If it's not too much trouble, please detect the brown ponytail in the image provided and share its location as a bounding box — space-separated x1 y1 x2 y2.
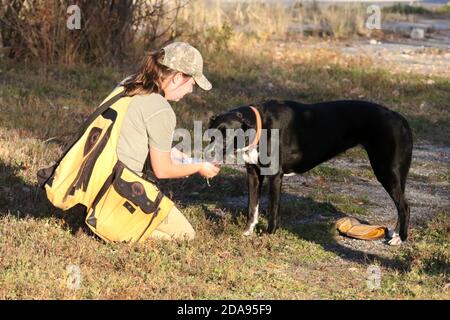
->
123 50 176 97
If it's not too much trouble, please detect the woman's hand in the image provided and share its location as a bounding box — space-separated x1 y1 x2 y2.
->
199 162 220 178
150 147 219 179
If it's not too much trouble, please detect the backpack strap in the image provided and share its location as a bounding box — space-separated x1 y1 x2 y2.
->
37 89 126 188
60 89 126 163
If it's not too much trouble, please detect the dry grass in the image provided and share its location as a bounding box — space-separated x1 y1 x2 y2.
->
176 0 448 43
178 0 291 41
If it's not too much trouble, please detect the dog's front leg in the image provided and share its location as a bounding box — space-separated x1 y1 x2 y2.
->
244 164 264 236
267 172 283 234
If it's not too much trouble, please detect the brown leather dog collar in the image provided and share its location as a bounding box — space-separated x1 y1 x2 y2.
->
238 106 262 152
249 106 262 147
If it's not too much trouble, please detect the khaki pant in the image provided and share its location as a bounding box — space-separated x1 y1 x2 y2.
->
149 206 195 241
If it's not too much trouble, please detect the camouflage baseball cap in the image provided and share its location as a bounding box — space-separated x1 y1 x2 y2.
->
160 42 212 91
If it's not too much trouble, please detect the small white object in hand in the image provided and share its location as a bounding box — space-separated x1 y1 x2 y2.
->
182 157 203 164
182 158 211 186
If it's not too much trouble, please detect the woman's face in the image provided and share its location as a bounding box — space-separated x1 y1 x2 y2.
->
163 72 196 102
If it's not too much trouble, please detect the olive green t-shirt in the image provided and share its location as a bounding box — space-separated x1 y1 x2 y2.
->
117 93 176 176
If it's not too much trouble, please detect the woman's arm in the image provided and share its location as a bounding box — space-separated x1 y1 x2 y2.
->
150 147 219 179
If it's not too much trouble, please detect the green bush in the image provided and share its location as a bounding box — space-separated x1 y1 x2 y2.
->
383 4 432 15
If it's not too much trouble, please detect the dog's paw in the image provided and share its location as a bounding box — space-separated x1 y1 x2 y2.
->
387 230 402 246
388 236 402 246
243 229 253 236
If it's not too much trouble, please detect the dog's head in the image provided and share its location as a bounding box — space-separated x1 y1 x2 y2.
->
205 108 258 164
208 110 252 133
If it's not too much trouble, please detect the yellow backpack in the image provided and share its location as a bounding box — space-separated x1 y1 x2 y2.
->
38 86 174 243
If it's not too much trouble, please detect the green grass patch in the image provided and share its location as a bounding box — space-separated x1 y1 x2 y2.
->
378 211 450 298
281 197 338 217
338 146 368 161
317 192 370 217
306 164 353 181
402 211 450 276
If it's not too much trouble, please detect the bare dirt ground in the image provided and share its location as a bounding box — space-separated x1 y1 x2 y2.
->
341 41 450 77
297 39 450 77
287 13 450 77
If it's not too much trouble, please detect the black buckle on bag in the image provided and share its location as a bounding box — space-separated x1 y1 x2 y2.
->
123 201 136 214
114 167 163 214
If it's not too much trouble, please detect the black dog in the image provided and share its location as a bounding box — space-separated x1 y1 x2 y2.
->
208 100 413 245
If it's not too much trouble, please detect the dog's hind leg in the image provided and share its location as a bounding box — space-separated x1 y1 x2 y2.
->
379 171 410 245
244 164 264 236
267 172 283 234
366 134 412 244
